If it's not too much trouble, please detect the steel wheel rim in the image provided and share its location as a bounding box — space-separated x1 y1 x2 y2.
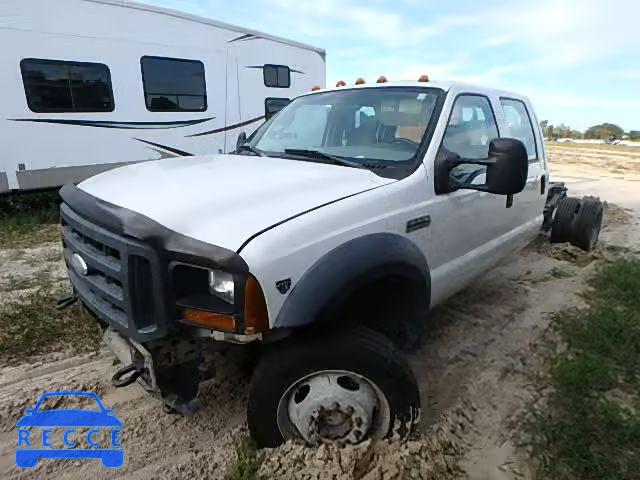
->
276 369 391 446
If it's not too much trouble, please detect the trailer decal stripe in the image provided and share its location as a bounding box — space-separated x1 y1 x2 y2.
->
9 118 215 130
227 33 256 43
246 65 305 74
133 139 193 157
186 116 266 137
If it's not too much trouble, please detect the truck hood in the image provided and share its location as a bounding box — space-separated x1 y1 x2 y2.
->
79 154 395 251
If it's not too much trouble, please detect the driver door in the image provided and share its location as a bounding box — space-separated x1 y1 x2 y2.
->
427 93 513 305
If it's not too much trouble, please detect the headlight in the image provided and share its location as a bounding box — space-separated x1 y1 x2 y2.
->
208 270 234 304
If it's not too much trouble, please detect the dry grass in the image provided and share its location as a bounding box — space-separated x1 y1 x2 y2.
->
546 142 640 155
0 288 101 360
0 192 61 248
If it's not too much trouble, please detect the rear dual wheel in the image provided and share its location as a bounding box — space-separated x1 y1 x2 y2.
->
572 197 604 251
247 328 420 448
550 196 604 251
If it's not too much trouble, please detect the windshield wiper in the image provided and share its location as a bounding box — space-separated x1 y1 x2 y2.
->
235 144 267 157
283 149 363 169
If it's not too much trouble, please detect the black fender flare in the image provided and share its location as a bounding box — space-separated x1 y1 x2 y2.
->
273 233 431 329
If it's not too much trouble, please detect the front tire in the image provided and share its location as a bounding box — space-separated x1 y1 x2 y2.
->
247 328 420 448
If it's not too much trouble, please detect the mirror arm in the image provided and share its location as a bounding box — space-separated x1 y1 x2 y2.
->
443 155 495 172
444 156 495 193
454 157 496 167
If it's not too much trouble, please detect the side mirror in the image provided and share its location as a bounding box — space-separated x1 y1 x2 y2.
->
236 131 247 150
435 138 528 196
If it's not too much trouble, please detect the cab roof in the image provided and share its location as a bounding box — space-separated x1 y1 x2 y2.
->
300 80 529 102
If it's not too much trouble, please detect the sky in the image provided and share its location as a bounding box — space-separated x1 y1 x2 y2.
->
146 0 639 132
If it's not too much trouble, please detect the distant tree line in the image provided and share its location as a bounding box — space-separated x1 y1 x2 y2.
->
539 121 639 141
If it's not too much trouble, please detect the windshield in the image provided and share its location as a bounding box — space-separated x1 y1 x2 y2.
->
249 87 443 165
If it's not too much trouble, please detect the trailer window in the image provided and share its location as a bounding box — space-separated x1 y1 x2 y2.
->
263 65 291 88
265 97 290 119
141 56 206 111
20 59 114 113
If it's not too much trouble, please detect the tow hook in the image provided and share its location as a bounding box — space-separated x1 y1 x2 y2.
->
56 295 78 310
111 359 145 388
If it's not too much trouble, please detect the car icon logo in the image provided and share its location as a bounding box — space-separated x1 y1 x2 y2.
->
15 391 124 468
71 253 89 276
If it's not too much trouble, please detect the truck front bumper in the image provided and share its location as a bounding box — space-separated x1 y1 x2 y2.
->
103 327 216 414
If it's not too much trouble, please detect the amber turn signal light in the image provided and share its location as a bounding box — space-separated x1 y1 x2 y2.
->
244 276 269 334
376 75 388 83
418 74 429 82
311 85 322 91
336 80 346 87
183 309 236 331
355 78 366 85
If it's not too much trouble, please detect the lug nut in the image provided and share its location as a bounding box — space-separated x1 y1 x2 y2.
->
346 406 355 415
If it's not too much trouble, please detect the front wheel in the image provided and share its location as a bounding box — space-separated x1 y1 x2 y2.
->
247 328 420 448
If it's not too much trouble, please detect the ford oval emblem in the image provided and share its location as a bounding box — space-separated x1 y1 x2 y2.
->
71 253 89 276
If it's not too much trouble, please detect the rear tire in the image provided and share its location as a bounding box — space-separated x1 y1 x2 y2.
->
571 197 604 251
550 196 581 244
247 327 420 448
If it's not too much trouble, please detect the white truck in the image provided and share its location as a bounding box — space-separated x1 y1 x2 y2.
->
0 0 325 193
58 78 603 447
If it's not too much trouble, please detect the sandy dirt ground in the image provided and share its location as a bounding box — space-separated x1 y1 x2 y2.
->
0 145 638 479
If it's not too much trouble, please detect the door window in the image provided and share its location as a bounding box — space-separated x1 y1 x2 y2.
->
141 56 206 111
500 98 538 163
20 59 114 112
441 95 499 160
439 95 499 186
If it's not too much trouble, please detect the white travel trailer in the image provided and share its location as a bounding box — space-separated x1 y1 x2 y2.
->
0 0 326 193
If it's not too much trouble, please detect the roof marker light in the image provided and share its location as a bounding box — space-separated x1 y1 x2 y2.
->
355 78 366 85
311 85 322 91
336 80 346 87
418 74 430 82
376 76 388 83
